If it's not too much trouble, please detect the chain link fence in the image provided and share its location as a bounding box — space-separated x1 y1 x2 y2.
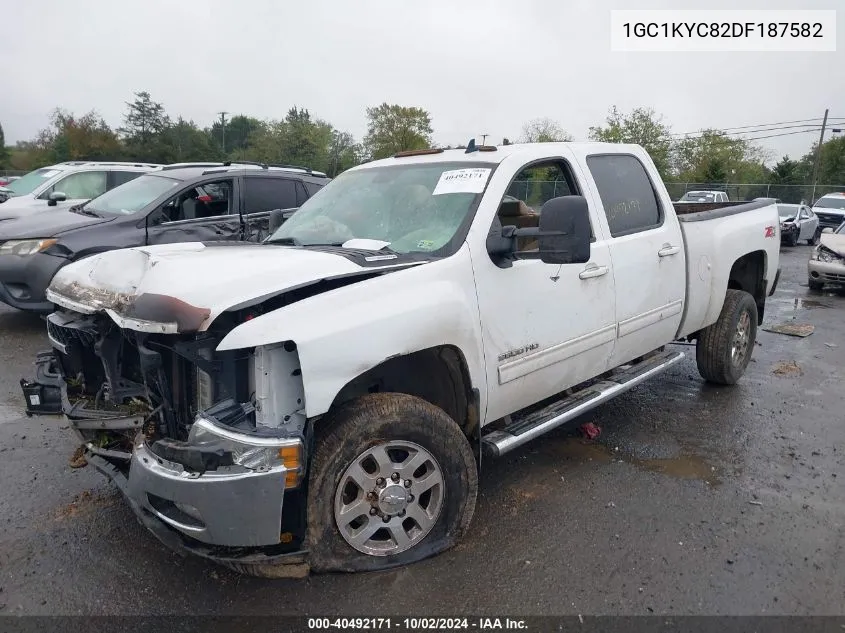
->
512 180 845 206
665 182 845 205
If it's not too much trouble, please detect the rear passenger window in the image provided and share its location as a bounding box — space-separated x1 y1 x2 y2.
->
587 154 663 237
243 177 298 212
303 181 324 198
109 171 143 189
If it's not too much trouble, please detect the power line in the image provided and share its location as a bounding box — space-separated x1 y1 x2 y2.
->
735 128 824 141
671 117 845 136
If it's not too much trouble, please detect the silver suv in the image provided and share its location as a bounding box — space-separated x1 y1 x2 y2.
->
0 161 162 221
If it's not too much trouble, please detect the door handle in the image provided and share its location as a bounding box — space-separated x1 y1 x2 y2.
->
579 264 609 280
658 245 681 257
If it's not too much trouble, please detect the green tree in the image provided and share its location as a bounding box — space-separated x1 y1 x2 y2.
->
210 115 263 156
120 91 170 162
282 107 332 170
0 121 9 169
328 130 360 176
673 130 767 182
589 106 673 178
363 103 433 160
160 117 224 163
767 155 804 202
519 118 572 143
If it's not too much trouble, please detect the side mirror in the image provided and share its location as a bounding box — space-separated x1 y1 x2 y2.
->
486 195 592 266
535 196 592 265
47 191 67 207
822 228 834 234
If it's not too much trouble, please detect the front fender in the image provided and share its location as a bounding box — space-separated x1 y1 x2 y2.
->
216 246 486 419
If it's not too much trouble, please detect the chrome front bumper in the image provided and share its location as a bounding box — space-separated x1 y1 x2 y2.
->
127 440 288 548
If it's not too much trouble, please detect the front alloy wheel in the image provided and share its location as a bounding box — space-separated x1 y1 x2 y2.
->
334 441 444 556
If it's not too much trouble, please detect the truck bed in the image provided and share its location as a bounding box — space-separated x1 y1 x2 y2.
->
675 200 780 339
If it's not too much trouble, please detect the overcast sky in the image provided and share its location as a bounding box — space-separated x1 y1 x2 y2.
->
1 0 842 165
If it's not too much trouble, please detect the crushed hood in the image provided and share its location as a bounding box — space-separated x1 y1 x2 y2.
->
819 233 845 257
47 242 413 332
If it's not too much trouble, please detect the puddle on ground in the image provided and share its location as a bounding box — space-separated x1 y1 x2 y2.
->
554 436 722 485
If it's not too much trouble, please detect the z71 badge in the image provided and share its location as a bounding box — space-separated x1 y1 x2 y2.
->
498 343 539 362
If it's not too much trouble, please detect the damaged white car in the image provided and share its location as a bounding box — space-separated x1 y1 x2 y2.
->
808 223 845 291
23 141 780 576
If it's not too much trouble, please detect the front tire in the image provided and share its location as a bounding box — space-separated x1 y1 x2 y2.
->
696 289 758 385
808 277 824 292
306 393 478 573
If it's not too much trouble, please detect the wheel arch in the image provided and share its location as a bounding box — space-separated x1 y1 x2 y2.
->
726 250 767 324
328 345 480 438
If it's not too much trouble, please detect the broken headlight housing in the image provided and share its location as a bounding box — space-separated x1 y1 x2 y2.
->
187 417 303 488
813 247 841 263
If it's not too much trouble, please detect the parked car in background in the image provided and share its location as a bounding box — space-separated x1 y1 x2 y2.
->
678 190 729 203
778 203 820 246
0 161 162 220
811 192 845 231
808 222 845 291
0 162 329 312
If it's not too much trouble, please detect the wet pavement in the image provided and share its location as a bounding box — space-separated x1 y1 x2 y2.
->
0 245 842 615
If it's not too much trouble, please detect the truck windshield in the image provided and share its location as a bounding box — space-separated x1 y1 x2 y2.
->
814 197 845 211
85 174 181 215
267 161 495 254
3 167 62 197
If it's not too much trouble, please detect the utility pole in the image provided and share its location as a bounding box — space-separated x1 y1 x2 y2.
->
218 111 228 154
810 108 829 205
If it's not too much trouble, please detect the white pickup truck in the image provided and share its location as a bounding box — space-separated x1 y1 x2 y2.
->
24 141 781 576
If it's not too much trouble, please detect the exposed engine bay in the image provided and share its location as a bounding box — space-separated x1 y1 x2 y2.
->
38 305 307 471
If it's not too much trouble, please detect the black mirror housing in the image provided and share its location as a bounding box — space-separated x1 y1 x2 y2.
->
535 196 591 264
487 195 592 266
47 191 67 206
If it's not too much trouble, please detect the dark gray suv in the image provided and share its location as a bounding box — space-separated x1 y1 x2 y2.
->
0 162 329 312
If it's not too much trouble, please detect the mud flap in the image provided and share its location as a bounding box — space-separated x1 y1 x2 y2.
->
20 351 63 416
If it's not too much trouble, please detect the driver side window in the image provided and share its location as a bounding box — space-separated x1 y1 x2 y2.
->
496 160 588 252
160 179 234 223
39 171 107 200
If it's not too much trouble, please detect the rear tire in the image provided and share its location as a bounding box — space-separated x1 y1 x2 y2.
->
787 232 799 247
306 393 478 573
696 289 758 385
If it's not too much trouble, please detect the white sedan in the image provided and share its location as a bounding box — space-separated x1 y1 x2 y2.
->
779 203 820 246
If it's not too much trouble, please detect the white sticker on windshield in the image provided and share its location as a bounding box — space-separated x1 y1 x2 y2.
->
432 168 492 196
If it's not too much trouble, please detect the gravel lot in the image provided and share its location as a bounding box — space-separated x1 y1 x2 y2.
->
0 244 842 616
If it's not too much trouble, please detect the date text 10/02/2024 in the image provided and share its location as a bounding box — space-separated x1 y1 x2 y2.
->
307 618 529 630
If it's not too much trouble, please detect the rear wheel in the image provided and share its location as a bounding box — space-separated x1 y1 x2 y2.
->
306 393 478 573
787 231 799 246
696 289 758 385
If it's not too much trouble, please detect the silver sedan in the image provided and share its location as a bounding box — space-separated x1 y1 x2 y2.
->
808 223 845 291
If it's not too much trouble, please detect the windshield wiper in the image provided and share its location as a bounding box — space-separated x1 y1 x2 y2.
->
264 236 304 246
69 204 100 218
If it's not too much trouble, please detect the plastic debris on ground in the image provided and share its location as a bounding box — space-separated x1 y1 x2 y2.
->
762 323 815 337
579 422 601 440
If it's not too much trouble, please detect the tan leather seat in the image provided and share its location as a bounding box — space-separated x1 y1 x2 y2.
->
498 198 539 251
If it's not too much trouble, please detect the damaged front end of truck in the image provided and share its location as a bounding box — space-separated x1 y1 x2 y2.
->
23 275 315 573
